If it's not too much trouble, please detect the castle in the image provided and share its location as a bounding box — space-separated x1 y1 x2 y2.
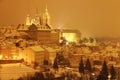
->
17 6 60 44
25 6 50 27
17 6 81 44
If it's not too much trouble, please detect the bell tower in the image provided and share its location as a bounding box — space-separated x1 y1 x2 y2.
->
42 5 50 25
26 14 31 25
35 8 40 25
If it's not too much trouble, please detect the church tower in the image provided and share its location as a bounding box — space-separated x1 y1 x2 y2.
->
34 8 40 25
42 5 50 25
26 14 31 25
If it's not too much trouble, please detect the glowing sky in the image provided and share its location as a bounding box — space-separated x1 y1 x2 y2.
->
0 0 120 37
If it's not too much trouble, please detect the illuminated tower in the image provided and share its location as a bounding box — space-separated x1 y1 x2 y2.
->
26 14 31 25
43 5 50 25
34 8 40 25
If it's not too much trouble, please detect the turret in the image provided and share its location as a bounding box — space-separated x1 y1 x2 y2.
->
26 14 31 25
34 8 40 25
42 5 50 25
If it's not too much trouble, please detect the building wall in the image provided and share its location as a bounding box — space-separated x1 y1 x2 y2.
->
17 25 81 44
20 47 45 65
50 31 60 44
37 31 51 44
17 24 60 44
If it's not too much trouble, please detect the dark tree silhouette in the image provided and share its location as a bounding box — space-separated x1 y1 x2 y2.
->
96 71 104 80
101 61 108 80
79 58 84 73
57 52 64 64
43 60 49 71
79 38 84 45
15 42 20 47
85 58 92 73
48 72 54 80
33 62 38 69
43 60 49 65
83 37 88 43
34 72 44 80
56 52 69 67
17 77 24 80
53 57 58 72
89 37 94 43
110 65 116 80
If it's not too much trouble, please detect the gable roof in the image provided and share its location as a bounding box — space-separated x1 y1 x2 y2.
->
29 46 45 52
17 24 51 31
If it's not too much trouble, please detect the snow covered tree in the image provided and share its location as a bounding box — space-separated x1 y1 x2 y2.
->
110 65 116 80
53 57 58 73
101 61 108 80
79 58 84 73
85 58 92 73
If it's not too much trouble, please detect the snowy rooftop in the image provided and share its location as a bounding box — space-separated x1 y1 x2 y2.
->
0 63 35 80
45 47 56 53
29 46 45 52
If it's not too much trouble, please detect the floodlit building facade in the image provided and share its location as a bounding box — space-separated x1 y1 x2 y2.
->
19 46 45 65
17 7 60 44
17 6 81 44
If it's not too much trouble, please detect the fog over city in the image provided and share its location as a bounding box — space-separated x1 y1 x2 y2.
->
1 1 120 80
0 0 120 37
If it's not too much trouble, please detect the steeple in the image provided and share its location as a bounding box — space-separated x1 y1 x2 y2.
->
43 4 50 25
35 8 40 25
26 14 31 25
45 4 48 13
26 8 31 25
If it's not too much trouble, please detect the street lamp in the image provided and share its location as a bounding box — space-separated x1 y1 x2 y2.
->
108 74 111 80
0 55 3 59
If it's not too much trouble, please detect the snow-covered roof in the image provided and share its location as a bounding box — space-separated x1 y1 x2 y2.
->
17 25 29 31
0 63 35 80
17 24 51 31
29 46 45 52
44 47 56 53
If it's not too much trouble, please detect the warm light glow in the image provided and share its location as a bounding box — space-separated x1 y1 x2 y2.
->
66 67 71 70
13 55 17 59
0 55 3 59
66 41 69 45
108 75 111 79
91 73 95 76
63 33 77 42
5 56 8 59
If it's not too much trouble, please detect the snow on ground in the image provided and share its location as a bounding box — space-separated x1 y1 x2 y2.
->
0 63 35 80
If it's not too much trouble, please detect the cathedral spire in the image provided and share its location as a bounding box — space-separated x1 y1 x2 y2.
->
35 8 40 25
26 14 31 25
43 4 50 26
26 8 31 25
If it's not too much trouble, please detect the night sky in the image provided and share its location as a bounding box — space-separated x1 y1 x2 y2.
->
0 0 120 37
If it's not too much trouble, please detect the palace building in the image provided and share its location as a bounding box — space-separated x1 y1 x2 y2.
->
17 6 81 45
17 7 60 44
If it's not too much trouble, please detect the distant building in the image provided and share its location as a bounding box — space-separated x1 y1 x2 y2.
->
17 6 81 44
60 29 81 43
19 45 57 65
20 46 45 65
17 7 60 44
